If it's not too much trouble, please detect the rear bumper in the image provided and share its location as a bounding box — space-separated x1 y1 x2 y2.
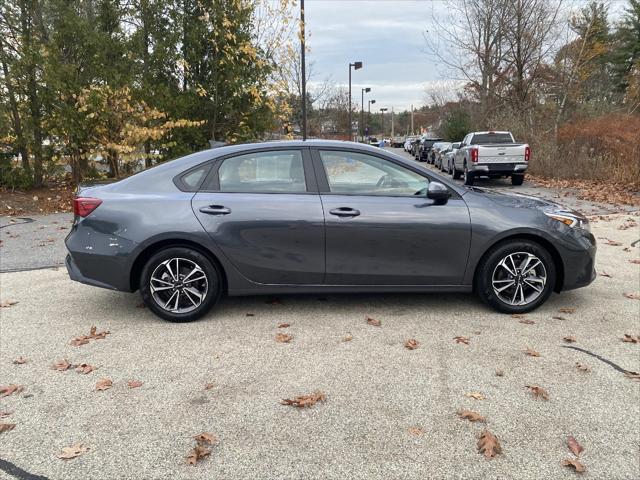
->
470 163 528 175
66 254 123 291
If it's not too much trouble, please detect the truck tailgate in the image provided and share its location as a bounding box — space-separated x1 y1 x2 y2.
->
477 144 526 163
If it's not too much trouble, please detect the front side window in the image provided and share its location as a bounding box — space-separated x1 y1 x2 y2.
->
218 150 306 193
320 150 428 196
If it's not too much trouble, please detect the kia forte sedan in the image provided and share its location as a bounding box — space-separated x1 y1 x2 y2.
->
65 140 596 322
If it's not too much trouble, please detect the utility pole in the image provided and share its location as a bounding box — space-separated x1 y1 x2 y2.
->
391 107 394 138
360 87 371 142
380 107 388 137
300 0 307 140
410 104 414 134
348 61 362 141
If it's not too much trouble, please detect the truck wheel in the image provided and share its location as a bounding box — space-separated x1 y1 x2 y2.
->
463 164 475 186
452 163 461 179
511 174 524 186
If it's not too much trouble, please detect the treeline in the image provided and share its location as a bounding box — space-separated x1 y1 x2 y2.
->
0 0 297 187
428 0 640 186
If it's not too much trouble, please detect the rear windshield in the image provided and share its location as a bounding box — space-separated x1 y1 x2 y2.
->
470 133 513 144
422 139 441 148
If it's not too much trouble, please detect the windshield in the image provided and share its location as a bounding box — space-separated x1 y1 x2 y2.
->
470 133 513 144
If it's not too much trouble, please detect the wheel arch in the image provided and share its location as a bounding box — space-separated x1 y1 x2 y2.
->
472 233 565 293
129 239 228 294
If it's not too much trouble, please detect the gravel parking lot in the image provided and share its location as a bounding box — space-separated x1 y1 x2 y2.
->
0 211 639 480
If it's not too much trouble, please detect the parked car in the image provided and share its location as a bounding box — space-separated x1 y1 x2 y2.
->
433 142 452 169
409 137 422 157
404 135 419 152
452 131 530 186
367 136 379 146
415 137 443 162
442 142 462 174
391 136 405 148
66 140 596 322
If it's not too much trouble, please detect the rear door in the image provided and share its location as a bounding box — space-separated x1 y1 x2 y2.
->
191 148 325 285
312 148 471 285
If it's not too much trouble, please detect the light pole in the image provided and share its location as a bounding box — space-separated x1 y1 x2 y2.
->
300 0 307 140
348 61 362 140
380 107 388 137
360 87 371 142
367 99 376 139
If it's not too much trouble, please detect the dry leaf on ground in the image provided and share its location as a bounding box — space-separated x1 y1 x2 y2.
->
127 380 143 389
630 259 640 265
0 385 23 397
553 315 567 321
599 271 613 278
623 292 640 300
75 364 95 374
563 335 577 343
519 319 535 325
95 379 113 391
275 333 293 343
558 307 576 314
0 300 18 308
204 383 215 390
526 385 549 400
568 436 584 457
70 326 110 346
52 359 72 371
407 426 424 436
622 334 639 343
477 430 502 459
0 412 12 419
604 239 622 246
186 444 211 466
495 369 505 377
524 347 540 357
575 362 591 372
511 313 526 319
465 392 486 400
281 391 326 408
624 371 640 381
12 357 27 364
194 432 216 445
562 459 586 473
366 315 381 327
57 444 89 460
454 336 470 345
0 423 16 433
457 409 486 422
277 323 290 328
342 334 353 342
404 339 419 350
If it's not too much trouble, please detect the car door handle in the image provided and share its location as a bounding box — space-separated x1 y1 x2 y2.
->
329 207 360 217
199 205 231 215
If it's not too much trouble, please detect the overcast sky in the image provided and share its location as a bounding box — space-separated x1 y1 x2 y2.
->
303 0 628 112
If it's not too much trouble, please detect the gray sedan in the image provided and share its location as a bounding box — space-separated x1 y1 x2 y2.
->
65 140 596 322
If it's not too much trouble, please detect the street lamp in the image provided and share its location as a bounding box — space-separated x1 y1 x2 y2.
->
367 99 376 139
348 61 362 140
380 107 388 137
360 87 371 142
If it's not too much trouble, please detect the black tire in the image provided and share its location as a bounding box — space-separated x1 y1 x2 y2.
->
463 164 475 186
452 163 461 179
475 239 556 314
140 247 222 322
511 174 525 186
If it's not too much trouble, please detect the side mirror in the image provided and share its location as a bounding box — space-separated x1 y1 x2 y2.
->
427 181 451 204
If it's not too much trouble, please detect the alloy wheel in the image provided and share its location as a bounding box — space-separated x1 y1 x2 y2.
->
491 252 547 306
150 257 208 313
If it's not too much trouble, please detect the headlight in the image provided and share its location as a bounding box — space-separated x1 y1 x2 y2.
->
544 211 590 232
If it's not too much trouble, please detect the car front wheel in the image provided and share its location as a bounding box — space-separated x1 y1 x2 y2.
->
140 247 222 322
476 240 556 314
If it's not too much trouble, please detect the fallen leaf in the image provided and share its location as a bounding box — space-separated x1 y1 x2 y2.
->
12 356 27 364
495 369 505 377
366 315 381 327
0 299 18 308
281 391 326 408
623 247 632 252
186 444 211 466
526 385 549 400
342 334 353 342
599 271 612 278
95 378 113 391
563 335 577 343
0 385 23 397
245 313 255 317
511 313 526 319
524 347 540 357
277 323 290 328
127 380 143 389
465 392 486 400
624 371 640 381
458 409 486 422
52 359 72 371
75 364 95 374
194 432 216 445
575 362 591 372
454 336 470 345
477 430 502 459
630 259 640 265
88 326 109 340
604 239 622 246
275 333 293 343
519 319 535 325
57 443 89 460
0 412 12 419
622 334 639 343
0 423 16 433
204 383 215 390
70 337 90 347
558 307 576 314
407 426 424 436
404 339 419 350
562 458 586 473
552 315 567 321
568 436 584 457
623 292 640 300
71 326 110 346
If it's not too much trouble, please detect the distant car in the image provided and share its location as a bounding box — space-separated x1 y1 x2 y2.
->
368 136 379 146
415 137 443 162
404 135 419 152
443 142 462 174
433 142 452 169
391 136 405 148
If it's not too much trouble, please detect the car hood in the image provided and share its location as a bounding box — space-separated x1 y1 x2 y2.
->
467 187 582 215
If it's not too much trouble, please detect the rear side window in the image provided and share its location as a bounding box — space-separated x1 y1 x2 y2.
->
176 163 211 191
471 133 513 144
218 150 306 193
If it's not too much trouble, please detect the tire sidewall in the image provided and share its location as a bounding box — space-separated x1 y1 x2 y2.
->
477 240 556 314
140 247 221 322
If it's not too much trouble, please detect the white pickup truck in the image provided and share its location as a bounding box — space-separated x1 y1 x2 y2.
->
451 131 530 186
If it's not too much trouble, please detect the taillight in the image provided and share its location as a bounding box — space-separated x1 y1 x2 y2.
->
524 146 531 162
471 148 478 163
73 197 102 217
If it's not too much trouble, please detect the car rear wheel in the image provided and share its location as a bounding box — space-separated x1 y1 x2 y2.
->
452 162 461 179
140 247 222 322
511 174 525 186
476 240 556 314
463 164 475 186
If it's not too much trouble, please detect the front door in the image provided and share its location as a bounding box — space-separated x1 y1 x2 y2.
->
192 148 325 285
313 148 471 285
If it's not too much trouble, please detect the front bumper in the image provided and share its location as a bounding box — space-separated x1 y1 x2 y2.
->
470 163 528 174
559 231 597 291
